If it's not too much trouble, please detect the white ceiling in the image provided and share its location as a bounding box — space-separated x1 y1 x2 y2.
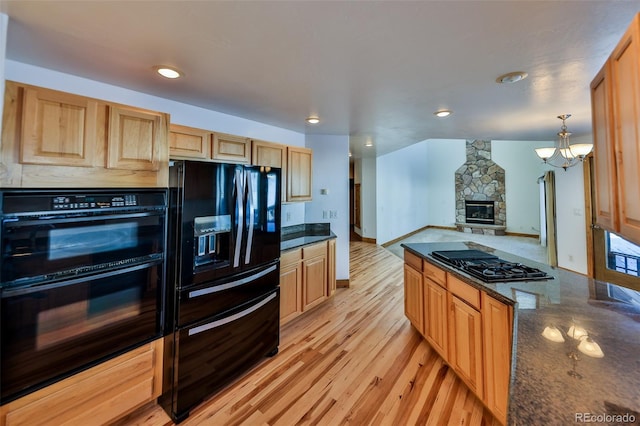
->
3 1 640 158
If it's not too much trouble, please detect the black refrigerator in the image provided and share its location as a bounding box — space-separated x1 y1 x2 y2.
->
161 160 281 423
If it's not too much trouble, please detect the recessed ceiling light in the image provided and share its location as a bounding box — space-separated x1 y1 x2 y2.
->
306 116 320 124
496 71 528 84
365 138 373 147
434 110 452 118
155 66 183 79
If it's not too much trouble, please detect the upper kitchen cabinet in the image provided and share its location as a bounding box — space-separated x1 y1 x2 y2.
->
107 105 165 172
1 81 169 188
591 13 640 245
20 86 98 168
590 63 618 232
169 124 211 160
212 132 251 164
287 146 313 202
251 139 287 202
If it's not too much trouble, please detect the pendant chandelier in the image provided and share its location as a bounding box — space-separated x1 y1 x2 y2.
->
534 114 593 170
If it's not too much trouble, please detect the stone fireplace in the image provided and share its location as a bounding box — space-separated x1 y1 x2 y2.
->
455 140 506 235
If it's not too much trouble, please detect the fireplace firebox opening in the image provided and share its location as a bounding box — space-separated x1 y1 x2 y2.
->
465 200 495 225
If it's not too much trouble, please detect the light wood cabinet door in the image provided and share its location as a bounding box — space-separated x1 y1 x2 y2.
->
302 254 327 311
327 239 337 296
280 262 302 325
287 146 313 202
21 87 98 167
591 63 619 232
252 139 287 202
169 124 211 159
610 15 640 244
448 294 483 399
403 264 424 335
425 279 448 361
107 105 166 171
0 339 163 426
212 132 251 163
482 293 513 425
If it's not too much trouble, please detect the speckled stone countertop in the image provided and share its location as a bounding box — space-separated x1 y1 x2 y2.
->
281 223 336 251
401 241 640 426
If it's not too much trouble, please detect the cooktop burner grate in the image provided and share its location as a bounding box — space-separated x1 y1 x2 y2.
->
430 250 553 283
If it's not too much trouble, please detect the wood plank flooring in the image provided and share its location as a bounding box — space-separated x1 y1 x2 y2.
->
117 242 499 426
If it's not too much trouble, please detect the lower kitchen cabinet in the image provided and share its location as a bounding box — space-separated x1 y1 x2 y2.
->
0 338 163 426
402 249 513 425
424 279 448 360
302 242 328 311
280 249 303 324
403 263 424 335
482 292 513 425
280 239 335 325
448 292 484 400
328 238 337 296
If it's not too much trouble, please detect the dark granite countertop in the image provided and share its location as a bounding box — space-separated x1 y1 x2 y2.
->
401 241 640 426
281 223 336 251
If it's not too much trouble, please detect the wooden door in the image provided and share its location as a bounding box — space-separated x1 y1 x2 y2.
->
287 147 313 202
590 62 619 232
107 105 165 171
425 279 448 360
252 139 287 202
448 294 483 399
481 293 513 425
212 133 251 163
169 124 211 159
610 14 640 245
354 183 361 229
21 87 98 167
403 264 424 335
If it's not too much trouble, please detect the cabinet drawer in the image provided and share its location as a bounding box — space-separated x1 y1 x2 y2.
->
447 274 481 310
302 242 327 259
281 248 302 267
423 261 446 287
404 250 423 272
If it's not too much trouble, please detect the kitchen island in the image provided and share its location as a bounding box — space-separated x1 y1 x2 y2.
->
402 241 640 426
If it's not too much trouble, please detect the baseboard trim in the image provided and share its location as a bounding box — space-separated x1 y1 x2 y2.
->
505 232 539 239
361 237 376 244
337 279 350 288
381 225 455 247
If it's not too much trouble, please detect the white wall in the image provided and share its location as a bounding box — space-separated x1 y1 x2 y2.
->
356 157 377 240
425 139 467 227
305 135 350 280
376 141 429 244
492 140 552 235
554 163 588 274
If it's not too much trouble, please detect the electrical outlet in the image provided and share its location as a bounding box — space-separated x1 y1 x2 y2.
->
323 210 328 219
330 210 337 219
286 212 291 222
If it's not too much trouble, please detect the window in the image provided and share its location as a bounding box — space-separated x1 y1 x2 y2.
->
606 232 640 277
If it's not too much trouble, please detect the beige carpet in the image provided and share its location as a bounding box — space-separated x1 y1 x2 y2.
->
384 228 548 265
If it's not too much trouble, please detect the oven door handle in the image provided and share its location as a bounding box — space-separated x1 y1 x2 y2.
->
3 210 164 227
1 261 161 297
188 263 277 299
188 291 277 336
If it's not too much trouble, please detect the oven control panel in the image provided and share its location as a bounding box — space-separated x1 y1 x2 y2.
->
52 194 138 210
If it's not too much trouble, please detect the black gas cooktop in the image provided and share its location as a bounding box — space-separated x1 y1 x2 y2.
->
431 249 553 283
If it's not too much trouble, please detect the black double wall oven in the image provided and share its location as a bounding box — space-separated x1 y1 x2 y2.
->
161 160 281 423
0 189 167 404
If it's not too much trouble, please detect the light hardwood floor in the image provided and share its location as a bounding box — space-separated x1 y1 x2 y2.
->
117 242 500 426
